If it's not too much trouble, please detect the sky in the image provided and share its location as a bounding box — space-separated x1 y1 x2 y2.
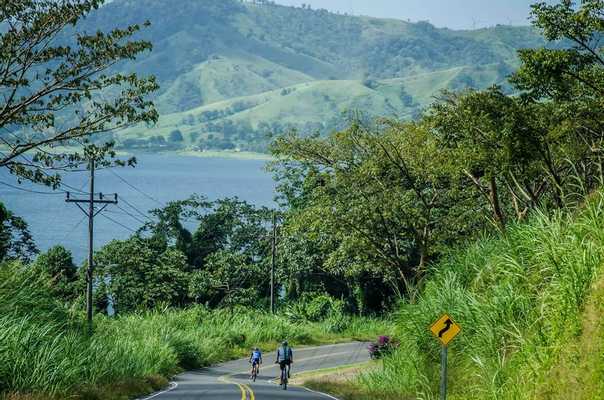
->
273 0 557 30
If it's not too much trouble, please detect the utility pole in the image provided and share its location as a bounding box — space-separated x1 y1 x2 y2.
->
66 158 118 335
270 211 276 314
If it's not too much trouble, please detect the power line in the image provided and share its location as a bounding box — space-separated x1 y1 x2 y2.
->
15 152 89 195
100 212 137 233
0 180 64 195
60 215 87 242
120 196 152 220
59 180 90 195
115 204 148 225
109 168 164 206
108 168 201 225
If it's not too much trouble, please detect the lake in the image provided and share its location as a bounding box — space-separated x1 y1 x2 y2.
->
0 154 276 263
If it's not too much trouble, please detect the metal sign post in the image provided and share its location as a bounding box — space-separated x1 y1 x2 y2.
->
429 314 460 400
440 345 448 400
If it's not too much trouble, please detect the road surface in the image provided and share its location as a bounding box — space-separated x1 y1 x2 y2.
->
142 342 369 400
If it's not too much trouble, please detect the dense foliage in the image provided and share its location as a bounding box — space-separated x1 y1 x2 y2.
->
0 203 37 263
269 0 604 301
2 0 604 399
0 0 158 187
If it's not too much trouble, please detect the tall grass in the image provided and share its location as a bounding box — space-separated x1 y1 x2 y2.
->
0 262 388 399
359 191 604 399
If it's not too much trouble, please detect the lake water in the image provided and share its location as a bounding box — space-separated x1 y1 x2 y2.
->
0 154 276 263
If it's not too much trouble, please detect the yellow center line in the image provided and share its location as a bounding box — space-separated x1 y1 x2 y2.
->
218 348 357 398
218 374 247 400
236 382 247 400
242 383 255 400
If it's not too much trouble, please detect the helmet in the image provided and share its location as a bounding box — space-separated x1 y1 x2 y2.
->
282 340 288 346
254 347 259 351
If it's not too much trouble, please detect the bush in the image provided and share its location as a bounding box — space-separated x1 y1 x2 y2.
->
284 293 346 322
368 335 399 359
324 313 351 333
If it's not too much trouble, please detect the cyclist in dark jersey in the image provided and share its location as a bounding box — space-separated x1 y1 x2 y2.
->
249 347 262 379
275 340 293 385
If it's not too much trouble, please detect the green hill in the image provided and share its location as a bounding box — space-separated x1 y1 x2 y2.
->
87 0 544 152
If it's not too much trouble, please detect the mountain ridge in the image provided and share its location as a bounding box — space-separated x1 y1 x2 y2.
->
88 0 545 152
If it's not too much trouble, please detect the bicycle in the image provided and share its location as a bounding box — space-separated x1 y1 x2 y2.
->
250 362 259 382
279 363 288 390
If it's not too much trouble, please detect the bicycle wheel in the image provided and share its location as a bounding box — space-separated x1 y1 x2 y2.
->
280 368 287 390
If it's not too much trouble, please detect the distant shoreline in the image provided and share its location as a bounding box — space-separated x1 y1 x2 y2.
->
174 150 274 161
1 146 274 162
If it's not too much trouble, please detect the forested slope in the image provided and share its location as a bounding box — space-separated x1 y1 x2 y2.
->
82 0 543 152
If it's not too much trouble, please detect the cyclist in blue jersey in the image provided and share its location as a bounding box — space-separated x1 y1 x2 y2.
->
249 347 262 380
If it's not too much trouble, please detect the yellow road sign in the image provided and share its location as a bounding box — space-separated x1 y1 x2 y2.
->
430 314 461 346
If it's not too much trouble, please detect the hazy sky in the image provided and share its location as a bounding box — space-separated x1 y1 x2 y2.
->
273 0 557 30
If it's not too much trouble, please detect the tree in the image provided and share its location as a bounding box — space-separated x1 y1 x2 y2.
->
428 88 529 229
33 245 79 302
188 250 265 308
142 196 273 308
94 237 189 314
0 202 37 262
0 0 158 188
169 129 184 142
270 119 474 297
509 0 604 206
145 196 272 270
511 0 604 101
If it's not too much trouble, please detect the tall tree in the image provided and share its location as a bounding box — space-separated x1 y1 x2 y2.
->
0 202 36 262
510 0 604 204
33 245 79 302
271 119 474 296
94 237 189 314
0 0 158 187
512 0 604 101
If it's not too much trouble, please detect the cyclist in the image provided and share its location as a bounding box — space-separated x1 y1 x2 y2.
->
275 340 293 388
249 347 262 379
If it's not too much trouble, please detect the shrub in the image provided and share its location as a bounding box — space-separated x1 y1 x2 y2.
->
285 293 346 322
368 335 399 359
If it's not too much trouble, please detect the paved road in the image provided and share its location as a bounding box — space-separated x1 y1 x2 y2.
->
142 342 369 400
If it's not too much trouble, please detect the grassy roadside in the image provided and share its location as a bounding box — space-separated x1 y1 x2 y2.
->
0 263 391 400
326 191 604 399
535 275 604 399
300 362 407 400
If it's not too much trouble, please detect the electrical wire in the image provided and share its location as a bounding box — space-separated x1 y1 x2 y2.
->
108 168 201 225
59 180 90 195
114 204 148 225
59 215 87 242
120 196 152 220
99 212 137 233
0 180 64 195
109 168 164 206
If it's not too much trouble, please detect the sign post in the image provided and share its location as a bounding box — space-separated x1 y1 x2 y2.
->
430 314 461 400
440 345 448 400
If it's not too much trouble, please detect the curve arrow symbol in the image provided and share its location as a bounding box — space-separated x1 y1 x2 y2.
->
438 318 453 338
